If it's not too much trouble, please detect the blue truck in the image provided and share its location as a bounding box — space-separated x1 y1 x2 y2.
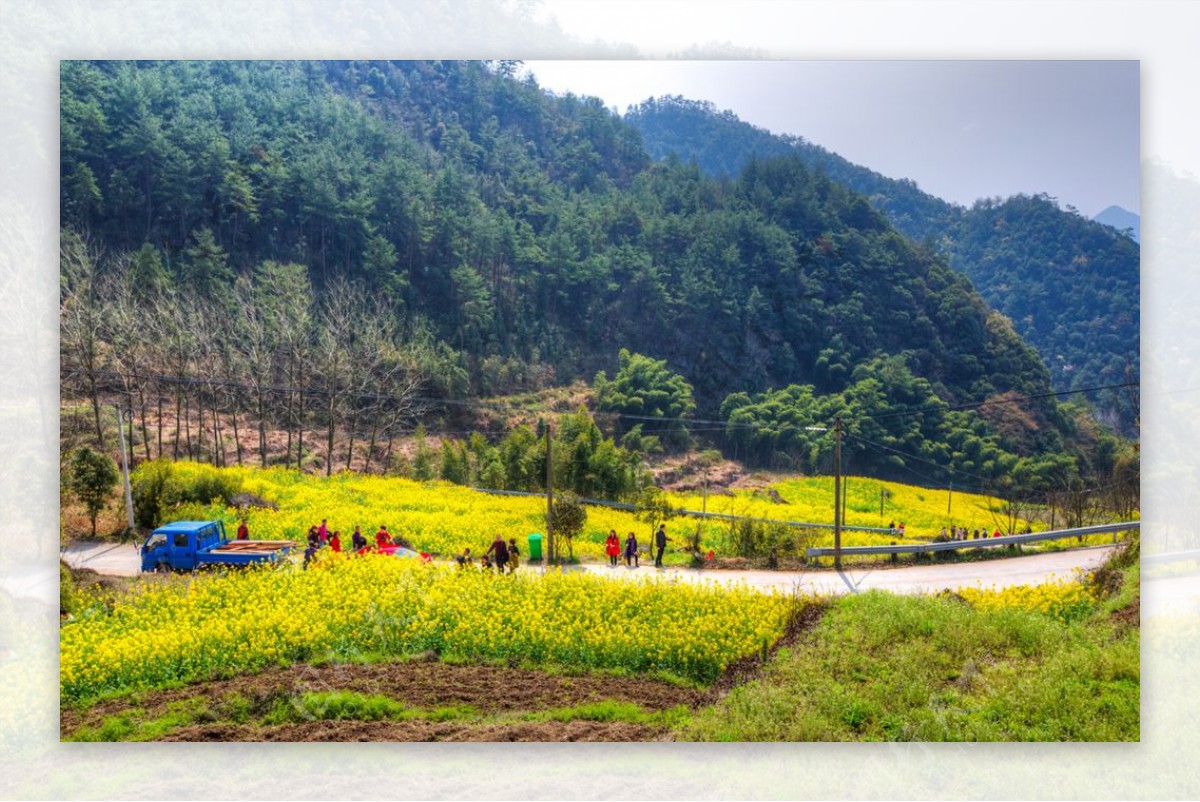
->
140 520 292 572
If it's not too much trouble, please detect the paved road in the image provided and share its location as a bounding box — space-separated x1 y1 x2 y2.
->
62 539 1116 594
61 541 142 577
571 546 1119 596
44 539 1200 616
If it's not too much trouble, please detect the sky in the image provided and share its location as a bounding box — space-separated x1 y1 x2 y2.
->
524 59 1140 218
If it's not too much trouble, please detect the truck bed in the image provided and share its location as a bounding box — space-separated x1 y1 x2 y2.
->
197 540 293 564
208 540 292 554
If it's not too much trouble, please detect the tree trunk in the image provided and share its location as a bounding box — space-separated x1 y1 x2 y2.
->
211 396 223 467
296 386 305 471
284 385 294 470
326 396 336 476
158 394 164 459
173 389 182 459
90 378 104 451
364 412 380 474
138 385 151 462
231 398 243 466
257 394 267 468
197 396 205 462
345 409 359 472
182 394 191 459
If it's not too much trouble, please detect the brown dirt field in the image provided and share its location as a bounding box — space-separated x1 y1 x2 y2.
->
162 718 660 742
61 659 710 741
62 600 830 742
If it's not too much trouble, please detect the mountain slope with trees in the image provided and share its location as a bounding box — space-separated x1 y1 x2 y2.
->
625 96 1139 432
59 59 1132 500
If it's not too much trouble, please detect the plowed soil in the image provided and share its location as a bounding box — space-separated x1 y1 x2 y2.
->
62 659 712 742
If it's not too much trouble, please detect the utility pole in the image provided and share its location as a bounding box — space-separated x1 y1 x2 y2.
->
833 415 843 571
115 405 135 535
545 419 554 564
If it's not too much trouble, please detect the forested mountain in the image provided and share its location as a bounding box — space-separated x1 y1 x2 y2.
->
60 59 1132 494
625 96 1140 432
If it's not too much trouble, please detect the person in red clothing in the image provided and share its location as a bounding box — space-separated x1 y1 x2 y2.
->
329 531 341 553
317 518 329 545
992 528 1002 538
236 518 249 540
605 529 621 567
375 525 391 549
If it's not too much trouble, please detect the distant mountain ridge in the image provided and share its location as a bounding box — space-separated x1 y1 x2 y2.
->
625 96 1139 432
1093 205 1140 242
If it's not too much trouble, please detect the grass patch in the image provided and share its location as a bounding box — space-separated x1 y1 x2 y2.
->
521 700 692 729
678 560 1140 742
263 691 478 726
67 697 210 742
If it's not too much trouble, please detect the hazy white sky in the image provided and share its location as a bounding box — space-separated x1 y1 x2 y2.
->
525 59 1140 218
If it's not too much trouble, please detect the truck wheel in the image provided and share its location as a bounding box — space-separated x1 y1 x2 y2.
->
155 562 171 574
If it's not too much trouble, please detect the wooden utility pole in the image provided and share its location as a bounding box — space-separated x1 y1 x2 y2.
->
833 415 843 571
545 420 554 564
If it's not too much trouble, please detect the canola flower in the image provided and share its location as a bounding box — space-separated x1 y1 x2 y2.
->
151 462 1038 561
60 554 792 706
958 575 1098 623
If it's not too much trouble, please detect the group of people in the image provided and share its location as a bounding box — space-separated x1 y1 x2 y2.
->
604 525 671 568
456 533 521 573
936 525 1026 542
303 518 404 566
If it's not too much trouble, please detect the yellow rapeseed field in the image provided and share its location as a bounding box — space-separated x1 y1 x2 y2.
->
60 555 793 705
958 575 1098 623
156 462 1039 561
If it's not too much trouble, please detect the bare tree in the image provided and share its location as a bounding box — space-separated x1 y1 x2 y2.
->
60 233 108 450
233 276 276 467
313 279 361 475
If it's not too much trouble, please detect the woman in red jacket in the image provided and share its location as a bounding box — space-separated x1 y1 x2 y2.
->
605 529 621 567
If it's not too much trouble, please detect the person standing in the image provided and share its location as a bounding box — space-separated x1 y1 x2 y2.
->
605 530 621 567
654 524 670 568
236 518 249 540
507 538 520 573
485 533 508 573
317 518 329 545
624 531 639 567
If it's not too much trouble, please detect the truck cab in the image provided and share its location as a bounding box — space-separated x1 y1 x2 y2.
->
141 520 226 572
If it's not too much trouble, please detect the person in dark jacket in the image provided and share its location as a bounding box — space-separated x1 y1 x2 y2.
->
624 531 639 567
351 525 368 552
484 533 508 572
654 525 670 568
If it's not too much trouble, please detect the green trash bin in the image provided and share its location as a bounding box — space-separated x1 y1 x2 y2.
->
527 533 543 561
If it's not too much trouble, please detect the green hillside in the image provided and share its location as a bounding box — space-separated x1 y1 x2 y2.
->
625 96 1139 432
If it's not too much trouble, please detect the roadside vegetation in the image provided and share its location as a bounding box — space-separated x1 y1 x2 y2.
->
60 539 1138 742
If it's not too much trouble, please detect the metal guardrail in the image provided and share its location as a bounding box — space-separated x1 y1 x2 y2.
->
471 487 892 534
805 521 1140 558
1142 548 1200 565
